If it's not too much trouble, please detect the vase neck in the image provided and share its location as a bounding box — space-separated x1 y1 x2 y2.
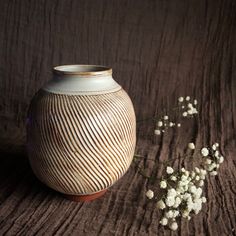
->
42 65 121 95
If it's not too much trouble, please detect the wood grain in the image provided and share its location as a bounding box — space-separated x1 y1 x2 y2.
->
0 0 235 235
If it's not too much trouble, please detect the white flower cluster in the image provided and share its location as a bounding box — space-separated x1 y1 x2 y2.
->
154 115 177 135
156 166 207 230
201 143 224 176
154 97 198 136
178 96 198 117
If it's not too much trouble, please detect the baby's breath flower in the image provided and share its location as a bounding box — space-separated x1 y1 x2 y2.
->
210 171 217 176
177 123 181 127
182 112 188 117
193 99 197 105
154 129 161 135
189 185 197 194
192 108 198 114
166 166 174 174
164 115 168 120
182 210 190 218
190 171 196 178
200 169 207 176
215 143 219 147
201 147 209 156
146 190 154 199
160 180 167 189
169 122 174 127
187 109 193 115
165 210 174 218
195 175 200 181
186 96 190 101
174 197 181 207
212 144 217 150
165 196 175 207
205 158 212 165
188 103 193 109
160 217 168 226
202 197 207 203
169 221 178 231
173 210 179 217
157 121 163 127
157 200 166 210
188 143 195 150
198 180 204 187
167 188 177 197
218 156 224 164
214 150 219 157
195 167 200 173
170 175 177 181
178 97 184 102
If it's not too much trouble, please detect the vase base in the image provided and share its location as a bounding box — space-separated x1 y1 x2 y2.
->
64 189 107 202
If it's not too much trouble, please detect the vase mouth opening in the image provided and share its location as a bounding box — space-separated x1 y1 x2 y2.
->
53 65 112 76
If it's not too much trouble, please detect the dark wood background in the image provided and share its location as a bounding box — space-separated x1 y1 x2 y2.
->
0 0 235 235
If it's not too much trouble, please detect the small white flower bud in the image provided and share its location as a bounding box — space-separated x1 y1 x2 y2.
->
166 166 174 174
164 115 168 120
187 109 193 115
218 156 224 164
188 103 193 109
160 217 168 226
165 196 175 207
201 147 209 157
165 210 174 218
177 123 181 127
183 112 188 117
198 180 204 187
205 158 212 165
169 221 178 231
188 143 195 150
190 185 197 193
173 210 179 217
210 171 218 176
212 144 217 150
215 143 219 147
146 190 154 199
202 197 207 203
186 96 190 101
157 121 163 127
154 129 161 135
214 150 219 157
157 200 166 209
169 122 174 127
193 99 197 105
160 180 167 189
182 210 190 218
178 97 184 102
195 175 200 181
170 175 177 181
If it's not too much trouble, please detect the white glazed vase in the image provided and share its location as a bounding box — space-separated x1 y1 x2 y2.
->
27 65 136 201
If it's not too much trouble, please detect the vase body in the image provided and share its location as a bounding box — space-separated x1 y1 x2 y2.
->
27 65 136 201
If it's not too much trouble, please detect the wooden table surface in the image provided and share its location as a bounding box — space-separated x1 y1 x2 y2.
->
0 0 235 235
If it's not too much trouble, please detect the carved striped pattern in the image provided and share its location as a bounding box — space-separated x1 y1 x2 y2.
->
27 89 136 195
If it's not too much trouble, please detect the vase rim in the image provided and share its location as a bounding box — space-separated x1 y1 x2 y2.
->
53 65 112 76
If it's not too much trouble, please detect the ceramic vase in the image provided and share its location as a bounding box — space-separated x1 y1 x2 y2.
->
27 65 136 201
